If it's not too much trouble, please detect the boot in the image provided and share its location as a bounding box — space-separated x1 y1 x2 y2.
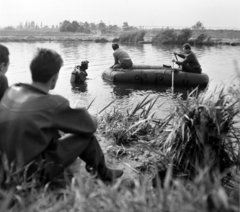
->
86 159 123 182
80 135 123 182
97 165 123 182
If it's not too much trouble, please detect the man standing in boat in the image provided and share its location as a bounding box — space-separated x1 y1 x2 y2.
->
172 43 202 74
111 43 133 70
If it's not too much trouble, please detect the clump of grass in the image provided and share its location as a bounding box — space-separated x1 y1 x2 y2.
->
98 94 164 146
156 86 240 185
119 30 146 43
0 167 239 212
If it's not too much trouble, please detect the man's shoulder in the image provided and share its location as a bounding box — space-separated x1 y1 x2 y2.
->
189 51 196 56
187 51 195 58
114 48 123 54
3 84 69 109
0 73 7 81
47 94 68 106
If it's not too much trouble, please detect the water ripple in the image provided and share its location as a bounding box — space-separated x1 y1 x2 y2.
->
5 42 240 115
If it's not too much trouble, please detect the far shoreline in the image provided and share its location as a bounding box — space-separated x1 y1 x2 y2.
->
0 29 240 46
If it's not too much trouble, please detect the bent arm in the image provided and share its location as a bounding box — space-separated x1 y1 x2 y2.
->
113 54 119 65
176 53 186 59
176 55 191 66
54 101 98 135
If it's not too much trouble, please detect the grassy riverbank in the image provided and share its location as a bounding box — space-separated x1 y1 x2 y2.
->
0 30 117 42
0 83 239 212
0 29 239 46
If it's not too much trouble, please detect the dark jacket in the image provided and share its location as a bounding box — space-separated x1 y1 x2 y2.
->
176 51 201 70
0 73 8 101
0 83 97 169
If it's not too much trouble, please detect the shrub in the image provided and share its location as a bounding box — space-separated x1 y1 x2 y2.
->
152 28 177 44
177 28 192 44
94 38 108 43
195 33 208 44
157 87 240 184
112 37 119 43
152 28 193 45
119 30 146 43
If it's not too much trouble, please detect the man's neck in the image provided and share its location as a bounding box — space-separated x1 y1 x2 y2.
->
30 82 50 93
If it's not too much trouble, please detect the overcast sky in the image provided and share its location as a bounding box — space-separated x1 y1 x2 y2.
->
1 0 240 29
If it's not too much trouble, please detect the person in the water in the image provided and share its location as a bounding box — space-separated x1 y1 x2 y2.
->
172 43 202 74
71 60 89 83
111 43 133 69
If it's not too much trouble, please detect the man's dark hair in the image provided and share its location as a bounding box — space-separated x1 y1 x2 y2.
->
80 60 89 70
0 44 9 65
112 43 119 51
182 43 191 50
30 48 63 83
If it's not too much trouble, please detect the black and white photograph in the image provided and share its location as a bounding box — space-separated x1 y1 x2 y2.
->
0 0 239 211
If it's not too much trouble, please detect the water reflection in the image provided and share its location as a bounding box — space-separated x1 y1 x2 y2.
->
105 80 207 100
5 42 240 114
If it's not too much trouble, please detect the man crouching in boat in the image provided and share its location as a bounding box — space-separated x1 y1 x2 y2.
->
172 43 202 74
0 48 123 184
111 43 133 70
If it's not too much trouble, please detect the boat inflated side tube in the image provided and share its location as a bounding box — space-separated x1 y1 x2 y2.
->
102 67 209 87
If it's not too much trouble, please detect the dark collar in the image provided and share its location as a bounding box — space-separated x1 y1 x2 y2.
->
15 83 48 95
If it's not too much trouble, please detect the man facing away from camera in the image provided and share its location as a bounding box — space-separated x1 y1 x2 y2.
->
111 43 133 69
0 48 123 183
0 44 10 100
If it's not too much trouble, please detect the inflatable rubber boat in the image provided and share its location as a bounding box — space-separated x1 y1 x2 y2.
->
102 65 209 87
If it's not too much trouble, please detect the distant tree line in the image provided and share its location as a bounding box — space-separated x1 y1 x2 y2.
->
0 20 205 33
59 20 138 33
1 21 58 30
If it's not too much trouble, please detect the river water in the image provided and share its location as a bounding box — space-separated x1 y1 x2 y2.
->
4 42 240 117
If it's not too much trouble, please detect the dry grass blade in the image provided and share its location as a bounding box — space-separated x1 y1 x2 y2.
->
97 99 116 115
87 97 97 110
129 93 151 117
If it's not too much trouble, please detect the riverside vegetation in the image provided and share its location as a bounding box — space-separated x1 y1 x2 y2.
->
118 28 240 46
0 81 240 211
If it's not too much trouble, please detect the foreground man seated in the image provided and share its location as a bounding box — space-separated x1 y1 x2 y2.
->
0 48 123 183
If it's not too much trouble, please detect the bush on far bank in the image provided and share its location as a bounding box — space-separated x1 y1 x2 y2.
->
152 28 192 44
119 30 146 43
152 28 217 45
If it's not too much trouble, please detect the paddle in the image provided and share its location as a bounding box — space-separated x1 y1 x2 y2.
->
174 52 180 68
172 61 174 93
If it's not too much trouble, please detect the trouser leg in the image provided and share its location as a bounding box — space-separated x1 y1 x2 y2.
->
42 134 123 182
42 134 103 181
182 64 201 74
120 60 133 69
182 64 195 73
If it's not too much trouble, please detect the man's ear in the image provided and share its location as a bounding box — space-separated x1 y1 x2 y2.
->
50 73 59 89
0 63 5 71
